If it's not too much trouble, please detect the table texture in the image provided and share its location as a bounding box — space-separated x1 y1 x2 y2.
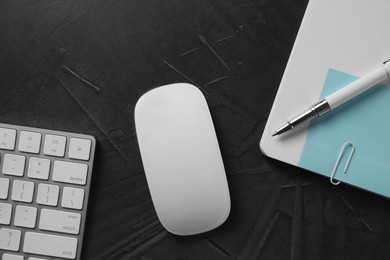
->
2 0 390 259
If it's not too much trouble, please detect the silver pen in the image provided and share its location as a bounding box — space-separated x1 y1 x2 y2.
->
273 60 390 137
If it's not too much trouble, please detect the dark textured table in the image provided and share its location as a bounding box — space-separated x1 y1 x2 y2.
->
2 0 390 259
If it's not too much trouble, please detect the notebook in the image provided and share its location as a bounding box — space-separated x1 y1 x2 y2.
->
260 0 390 198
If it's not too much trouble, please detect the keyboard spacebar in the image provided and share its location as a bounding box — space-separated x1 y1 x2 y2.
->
23 232 78 259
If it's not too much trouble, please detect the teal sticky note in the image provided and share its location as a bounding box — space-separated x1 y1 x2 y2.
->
299 69 390 197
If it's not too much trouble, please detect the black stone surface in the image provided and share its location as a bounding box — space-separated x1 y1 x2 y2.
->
2 0 390 259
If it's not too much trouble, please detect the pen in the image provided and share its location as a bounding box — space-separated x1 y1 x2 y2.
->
273 60 390 136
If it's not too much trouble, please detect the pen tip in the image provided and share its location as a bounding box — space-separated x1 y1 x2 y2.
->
272 132 278 137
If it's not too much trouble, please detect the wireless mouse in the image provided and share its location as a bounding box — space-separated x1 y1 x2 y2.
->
134 83 230 236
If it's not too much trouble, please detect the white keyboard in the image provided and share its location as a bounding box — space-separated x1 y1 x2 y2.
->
0 123 96 260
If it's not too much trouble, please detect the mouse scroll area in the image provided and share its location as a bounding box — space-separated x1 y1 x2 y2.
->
134 83 231 236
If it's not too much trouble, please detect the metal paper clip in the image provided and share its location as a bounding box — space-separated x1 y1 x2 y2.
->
330 142 355 185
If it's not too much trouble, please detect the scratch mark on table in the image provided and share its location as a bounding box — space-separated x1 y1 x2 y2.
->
201 235 236 260
62 64 101 93
161 60 257 126
338 195 373 233
180 47 200 57
281 181 310 189
163 60 200 87
45 7 90 40
290 176 303 260
339 195 357 215
0 88 22 116
136 256 155 260
108 227 169 259
131 229 169 257
215 35 235 43
109 218 161 256
357 218 374 233
198 35 231 72
54 75 127 162
239 190 281 260
251 210 281 259
179 34 235 57
204 87 257 123
40 77 50 92
204 76 228 86
229 165 273 176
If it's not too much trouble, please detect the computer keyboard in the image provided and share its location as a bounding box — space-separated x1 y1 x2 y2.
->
0 123 96 260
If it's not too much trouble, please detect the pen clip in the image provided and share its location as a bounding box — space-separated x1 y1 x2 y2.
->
330 142 355 185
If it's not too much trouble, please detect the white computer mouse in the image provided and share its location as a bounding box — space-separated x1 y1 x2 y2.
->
134 83 230 236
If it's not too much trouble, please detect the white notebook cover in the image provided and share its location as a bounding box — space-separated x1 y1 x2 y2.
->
260 0 390 197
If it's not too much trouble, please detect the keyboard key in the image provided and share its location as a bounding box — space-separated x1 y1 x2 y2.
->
0 128 16 150
62 187 85 210
36 183 59 206
11 180 34 203
52 161 88 185
68 137 91 161
39 209 81 235
18 131 41 154
2 154 26 176
0 203 12 225
23 232 78 259
0 177 10 199
14 205 37 228
2 254 24 260
0 123 95 260
0 228 21 251
43 134 66 157
27 157 50 180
